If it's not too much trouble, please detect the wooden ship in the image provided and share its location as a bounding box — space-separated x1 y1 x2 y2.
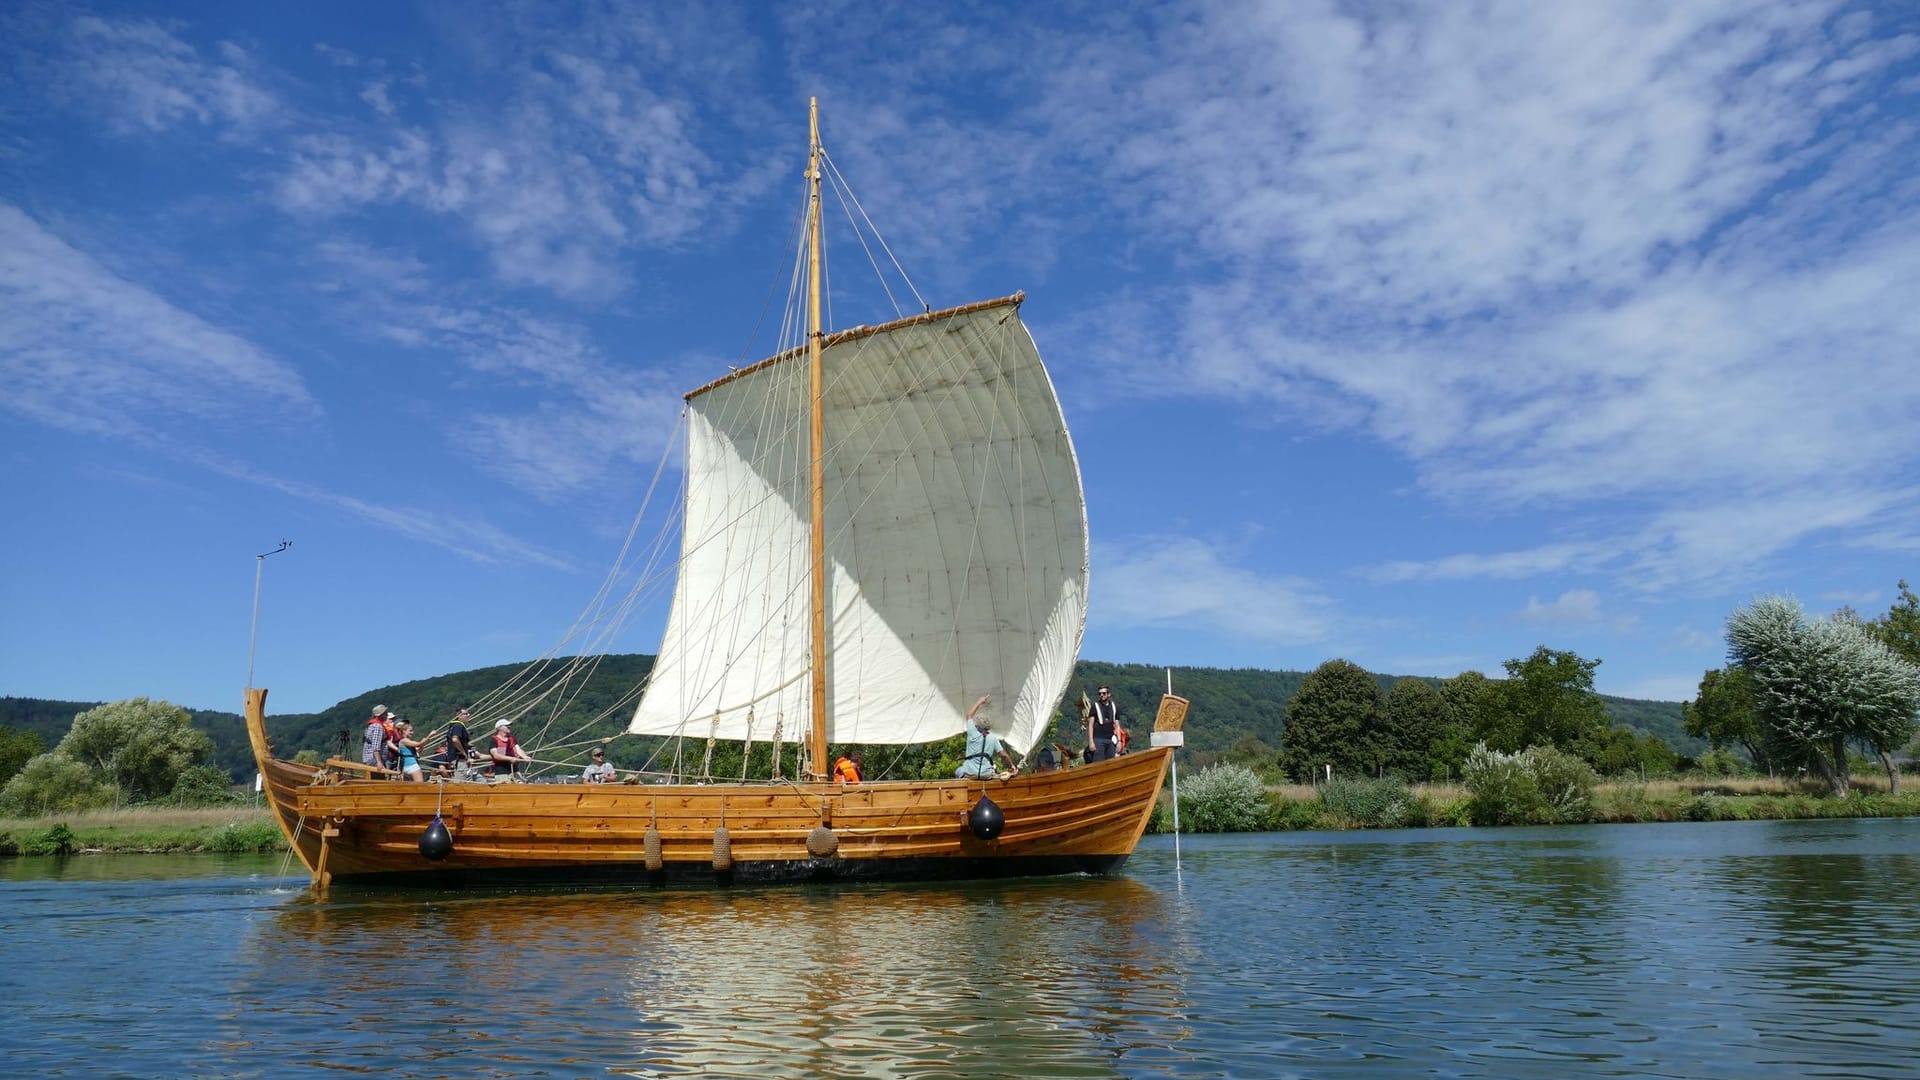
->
246 100 1185 888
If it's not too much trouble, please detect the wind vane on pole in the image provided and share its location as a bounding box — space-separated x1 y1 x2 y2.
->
247 540 292 690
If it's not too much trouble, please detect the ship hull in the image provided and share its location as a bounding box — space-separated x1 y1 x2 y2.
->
246 690 1169 889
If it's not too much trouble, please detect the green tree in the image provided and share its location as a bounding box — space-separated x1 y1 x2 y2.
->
1433 671 1489 779
1726 596 1920 795
1280 659 1382 783
1682 666 1770 773
0 753 116 816
1866 580 1920 665
56 698 213 804
1382 678 1448 780
0 725 45 787
1476 646 1608 755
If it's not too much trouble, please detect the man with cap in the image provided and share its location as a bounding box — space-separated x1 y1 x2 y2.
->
581 746 616 783
361 705 389 773
488 718 533 779
954 695 1019 780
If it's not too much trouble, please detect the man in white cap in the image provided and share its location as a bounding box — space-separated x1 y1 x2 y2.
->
488 717 533 780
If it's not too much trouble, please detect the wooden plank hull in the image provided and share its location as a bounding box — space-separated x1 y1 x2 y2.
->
245 689 1169 888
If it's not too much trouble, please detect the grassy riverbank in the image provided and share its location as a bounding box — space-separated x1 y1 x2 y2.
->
0 806 283 855
6 777 1917 856
1193 775 1920 832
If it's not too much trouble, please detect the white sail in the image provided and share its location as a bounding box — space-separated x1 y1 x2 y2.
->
629 297 1087 756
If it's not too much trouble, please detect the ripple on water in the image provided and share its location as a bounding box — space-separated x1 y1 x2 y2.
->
4 821 1920 1077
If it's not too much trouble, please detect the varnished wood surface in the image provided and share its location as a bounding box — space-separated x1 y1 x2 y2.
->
248 686 1169 883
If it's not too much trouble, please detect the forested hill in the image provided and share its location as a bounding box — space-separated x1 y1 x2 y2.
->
3 656 1697 781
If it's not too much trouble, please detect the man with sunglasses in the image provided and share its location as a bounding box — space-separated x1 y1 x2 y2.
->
1086 686 1126 762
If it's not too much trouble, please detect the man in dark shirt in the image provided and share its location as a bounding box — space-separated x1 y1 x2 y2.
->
1087 686 1125 762
438 708 472 776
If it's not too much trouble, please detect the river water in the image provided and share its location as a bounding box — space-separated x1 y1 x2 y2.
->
2 818 1916 1078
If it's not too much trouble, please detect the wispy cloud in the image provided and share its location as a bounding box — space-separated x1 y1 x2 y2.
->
0 204 315 436
273 18 772 300
305 238 691 499
1370 541 1610 585
1092 535 1334 644
1040 2 1920 598
50 14 278 135
1515 589 1605 625
190 450 575 571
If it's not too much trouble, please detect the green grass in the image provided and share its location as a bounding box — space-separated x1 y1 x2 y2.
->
1149 775 1920 833
0 805 286 855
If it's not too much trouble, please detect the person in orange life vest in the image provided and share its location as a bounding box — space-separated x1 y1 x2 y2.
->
832 750 863 784
489 718 532 778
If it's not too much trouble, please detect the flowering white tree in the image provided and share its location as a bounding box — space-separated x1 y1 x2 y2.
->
1725 596 1920 796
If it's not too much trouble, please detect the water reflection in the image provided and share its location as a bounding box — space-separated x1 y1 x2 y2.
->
9 820 1920 1078
239 875 1188 1078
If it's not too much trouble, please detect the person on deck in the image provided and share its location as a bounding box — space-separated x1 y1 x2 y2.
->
437 709 473 777
395 721 426 782
581 747 616 783
1086 686 1125 763
381 711 403 774
954 696 1019 780
489 719 532 780
832 750 863 784
361 705 389 773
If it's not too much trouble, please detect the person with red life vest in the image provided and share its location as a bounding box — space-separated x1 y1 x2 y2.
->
832 750 863 784
489 718 532 780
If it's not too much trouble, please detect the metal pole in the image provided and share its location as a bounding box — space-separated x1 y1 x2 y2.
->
247 540 291 689
1170 755 1182 873
1165 667 1181 873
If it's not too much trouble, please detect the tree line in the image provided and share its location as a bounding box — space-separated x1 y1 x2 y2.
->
1259 646 1678 785
1685 583 1920 796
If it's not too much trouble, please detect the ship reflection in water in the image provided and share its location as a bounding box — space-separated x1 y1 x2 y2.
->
252 868 1190 1077
20 821 1920 1078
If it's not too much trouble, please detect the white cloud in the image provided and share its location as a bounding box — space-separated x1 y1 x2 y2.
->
0 204 315 437
1036 2 1920 597
1370 541 1608 584
56 15 277 134
1091 535 1334 644
1515 589 1605 625
1669 625 1722 653
271 24 769 299
192 451 573 571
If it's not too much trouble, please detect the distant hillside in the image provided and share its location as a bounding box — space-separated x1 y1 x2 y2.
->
4 656 1700 781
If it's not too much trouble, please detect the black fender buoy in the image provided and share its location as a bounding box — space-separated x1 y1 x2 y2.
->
420 816 454 861
968 794 1005 840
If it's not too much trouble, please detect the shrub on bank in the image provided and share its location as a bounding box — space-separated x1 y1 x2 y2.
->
1178 763 1269 832
1463 743 1599 826
1319 776 1417 828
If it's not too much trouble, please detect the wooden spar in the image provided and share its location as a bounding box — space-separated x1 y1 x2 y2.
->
806 96 829 780
684 293 1025 401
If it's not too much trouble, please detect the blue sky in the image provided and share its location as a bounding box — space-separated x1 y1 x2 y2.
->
3 1 1918 716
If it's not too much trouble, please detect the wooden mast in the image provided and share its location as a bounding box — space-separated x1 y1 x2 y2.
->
806 96 829 780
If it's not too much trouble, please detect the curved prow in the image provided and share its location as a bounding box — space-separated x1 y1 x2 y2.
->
245 687 321 878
